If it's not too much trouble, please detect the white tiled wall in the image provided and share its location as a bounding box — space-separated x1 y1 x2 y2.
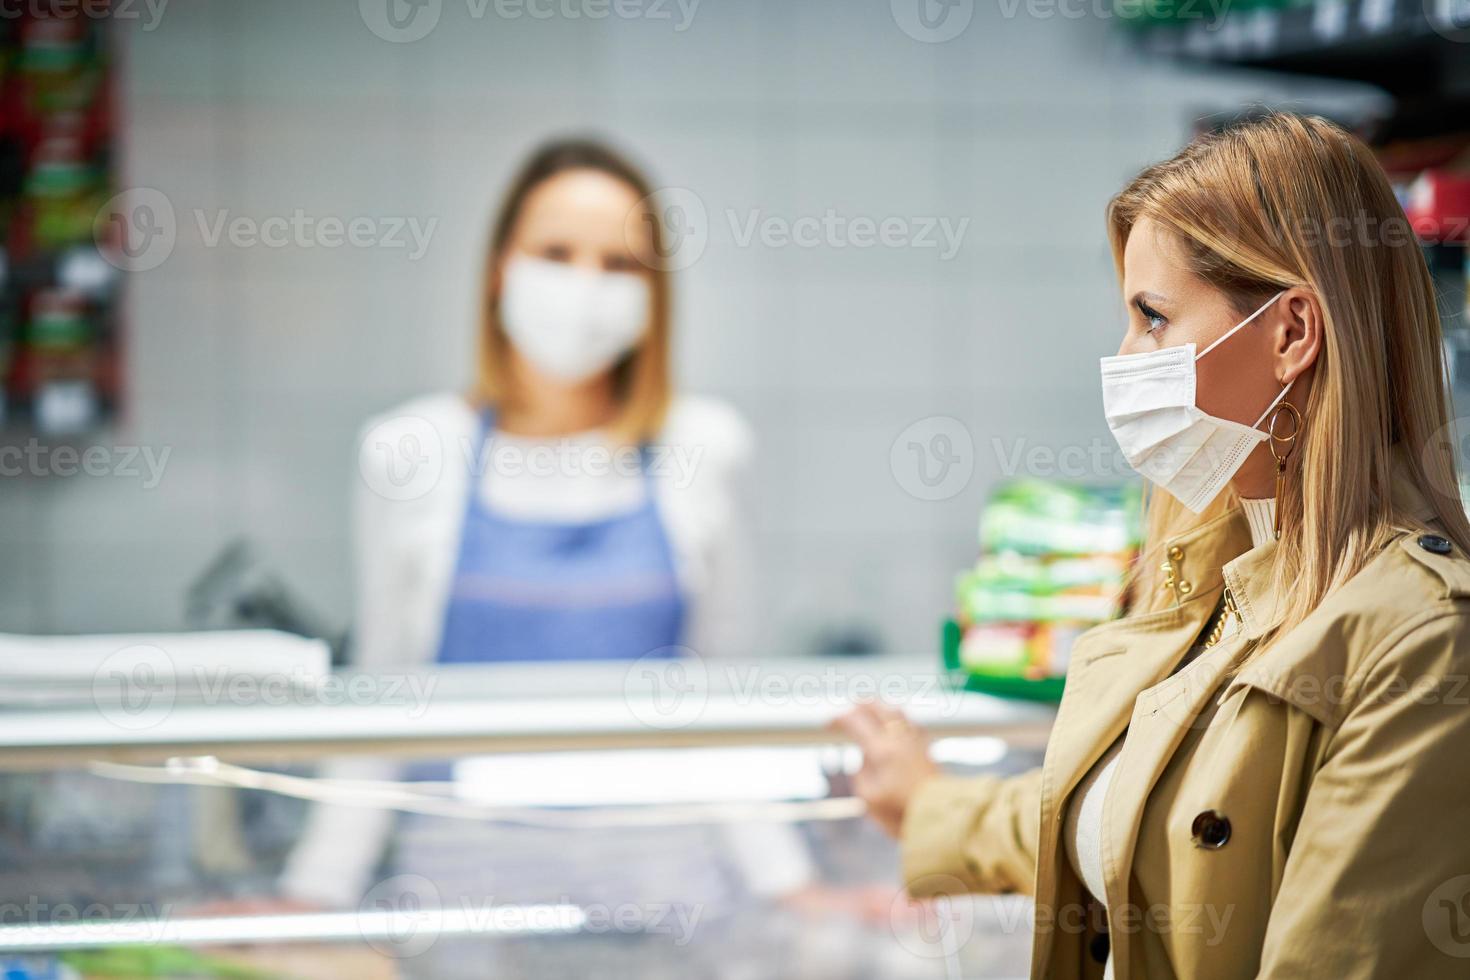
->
4 0 1383 654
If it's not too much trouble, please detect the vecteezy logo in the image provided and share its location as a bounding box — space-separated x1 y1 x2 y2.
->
1416 416 1470 504
890 881 977 965
95 188 177 272
891 0 974 42
622 646 709 730
92 644 177 731
358 415 445 502
890 416 974 501
359 874 444 957
629 187 707 272
360 0 442 42
1424 875 1470 957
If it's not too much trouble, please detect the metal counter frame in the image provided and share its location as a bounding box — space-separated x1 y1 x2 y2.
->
0 657 1055 769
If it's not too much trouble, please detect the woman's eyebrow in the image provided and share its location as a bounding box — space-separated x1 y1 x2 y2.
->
1128 290 1169 307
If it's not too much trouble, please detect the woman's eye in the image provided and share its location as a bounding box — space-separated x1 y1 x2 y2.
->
540 244 573 263
1136 301 1167 334
603 254 638 273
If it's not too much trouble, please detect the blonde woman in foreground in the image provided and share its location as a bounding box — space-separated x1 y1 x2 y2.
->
837 112 1470 979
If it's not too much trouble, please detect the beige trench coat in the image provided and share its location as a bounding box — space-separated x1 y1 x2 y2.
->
903 474 1470 978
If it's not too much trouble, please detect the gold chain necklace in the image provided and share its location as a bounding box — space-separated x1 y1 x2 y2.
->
1202 588 1239 648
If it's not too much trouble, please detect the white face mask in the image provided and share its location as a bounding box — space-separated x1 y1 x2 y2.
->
1100 291 1291 514
499 256 650 383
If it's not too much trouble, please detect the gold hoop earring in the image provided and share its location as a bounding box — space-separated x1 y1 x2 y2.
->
1267 400 1303 540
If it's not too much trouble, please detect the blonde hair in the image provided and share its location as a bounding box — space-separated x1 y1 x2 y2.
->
474 138 671 442
1108 112 1470 637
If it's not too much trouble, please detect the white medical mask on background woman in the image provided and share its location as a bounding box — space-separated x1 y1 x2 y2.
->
499 256 650 383
1100 291 1291 513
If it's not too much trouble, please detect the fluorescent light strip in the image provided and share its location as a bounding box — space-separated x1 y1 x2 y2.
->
0 906 586 953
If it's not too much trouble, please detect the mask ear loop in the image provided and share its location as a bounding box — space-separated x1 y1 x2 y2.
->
1266 397 1303 540
1252 378 1294 430
1195 290 1287 361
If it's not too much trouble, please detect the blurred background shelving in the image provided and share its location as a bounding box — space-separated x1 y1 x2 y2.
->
0 13 122 438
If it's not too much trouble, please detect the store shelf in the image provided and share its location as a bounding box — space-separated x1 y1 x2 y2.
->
1 13 123 434
1136 1 1467 85
1132 0 1470 140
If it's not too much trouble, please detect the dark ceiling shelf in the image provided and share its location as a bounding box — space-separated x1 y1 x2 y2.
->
1134 1 1470 140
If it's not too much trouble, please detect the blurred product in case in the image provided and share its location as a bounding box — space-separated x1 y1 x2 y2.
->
0 957 79 980
25 289 96 434
951 480 1141 688
26 113 105 250
54 945 390 980
32 377 95 434
977 479 1140 557
1401 165 1470 245
27 287 89 347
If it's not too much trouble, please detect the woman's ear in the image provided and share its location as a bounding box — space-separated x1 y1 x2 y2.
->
1275 286 1323 384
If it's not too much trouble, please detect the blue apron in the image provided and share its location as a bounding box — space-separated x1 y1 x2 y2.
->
435 409 686 663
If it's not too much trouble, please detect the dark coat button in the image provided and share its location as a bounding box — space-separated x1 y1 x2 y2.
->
1191 810 1231 849
1089 931 1110 964
1419 534 1453 555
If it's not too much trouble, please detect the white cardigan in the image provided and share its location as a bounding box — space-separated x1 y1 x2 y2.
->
349 391 757 670
281 393 812 906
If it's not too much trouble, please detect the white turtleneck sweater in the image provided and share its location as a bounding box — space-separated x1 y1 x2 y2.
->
1063 499 1275 978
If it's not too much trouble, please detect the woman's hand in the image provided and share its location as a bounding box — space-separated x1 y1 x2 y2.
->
828 701 939 838
780 882 910 929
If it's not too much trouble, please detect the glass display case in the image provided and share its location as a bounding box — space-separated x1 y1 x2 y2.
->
0 652 1054 979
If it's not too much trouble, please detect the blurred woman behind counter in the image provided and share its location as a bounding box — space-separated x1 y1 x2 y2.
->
278 139 812 915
